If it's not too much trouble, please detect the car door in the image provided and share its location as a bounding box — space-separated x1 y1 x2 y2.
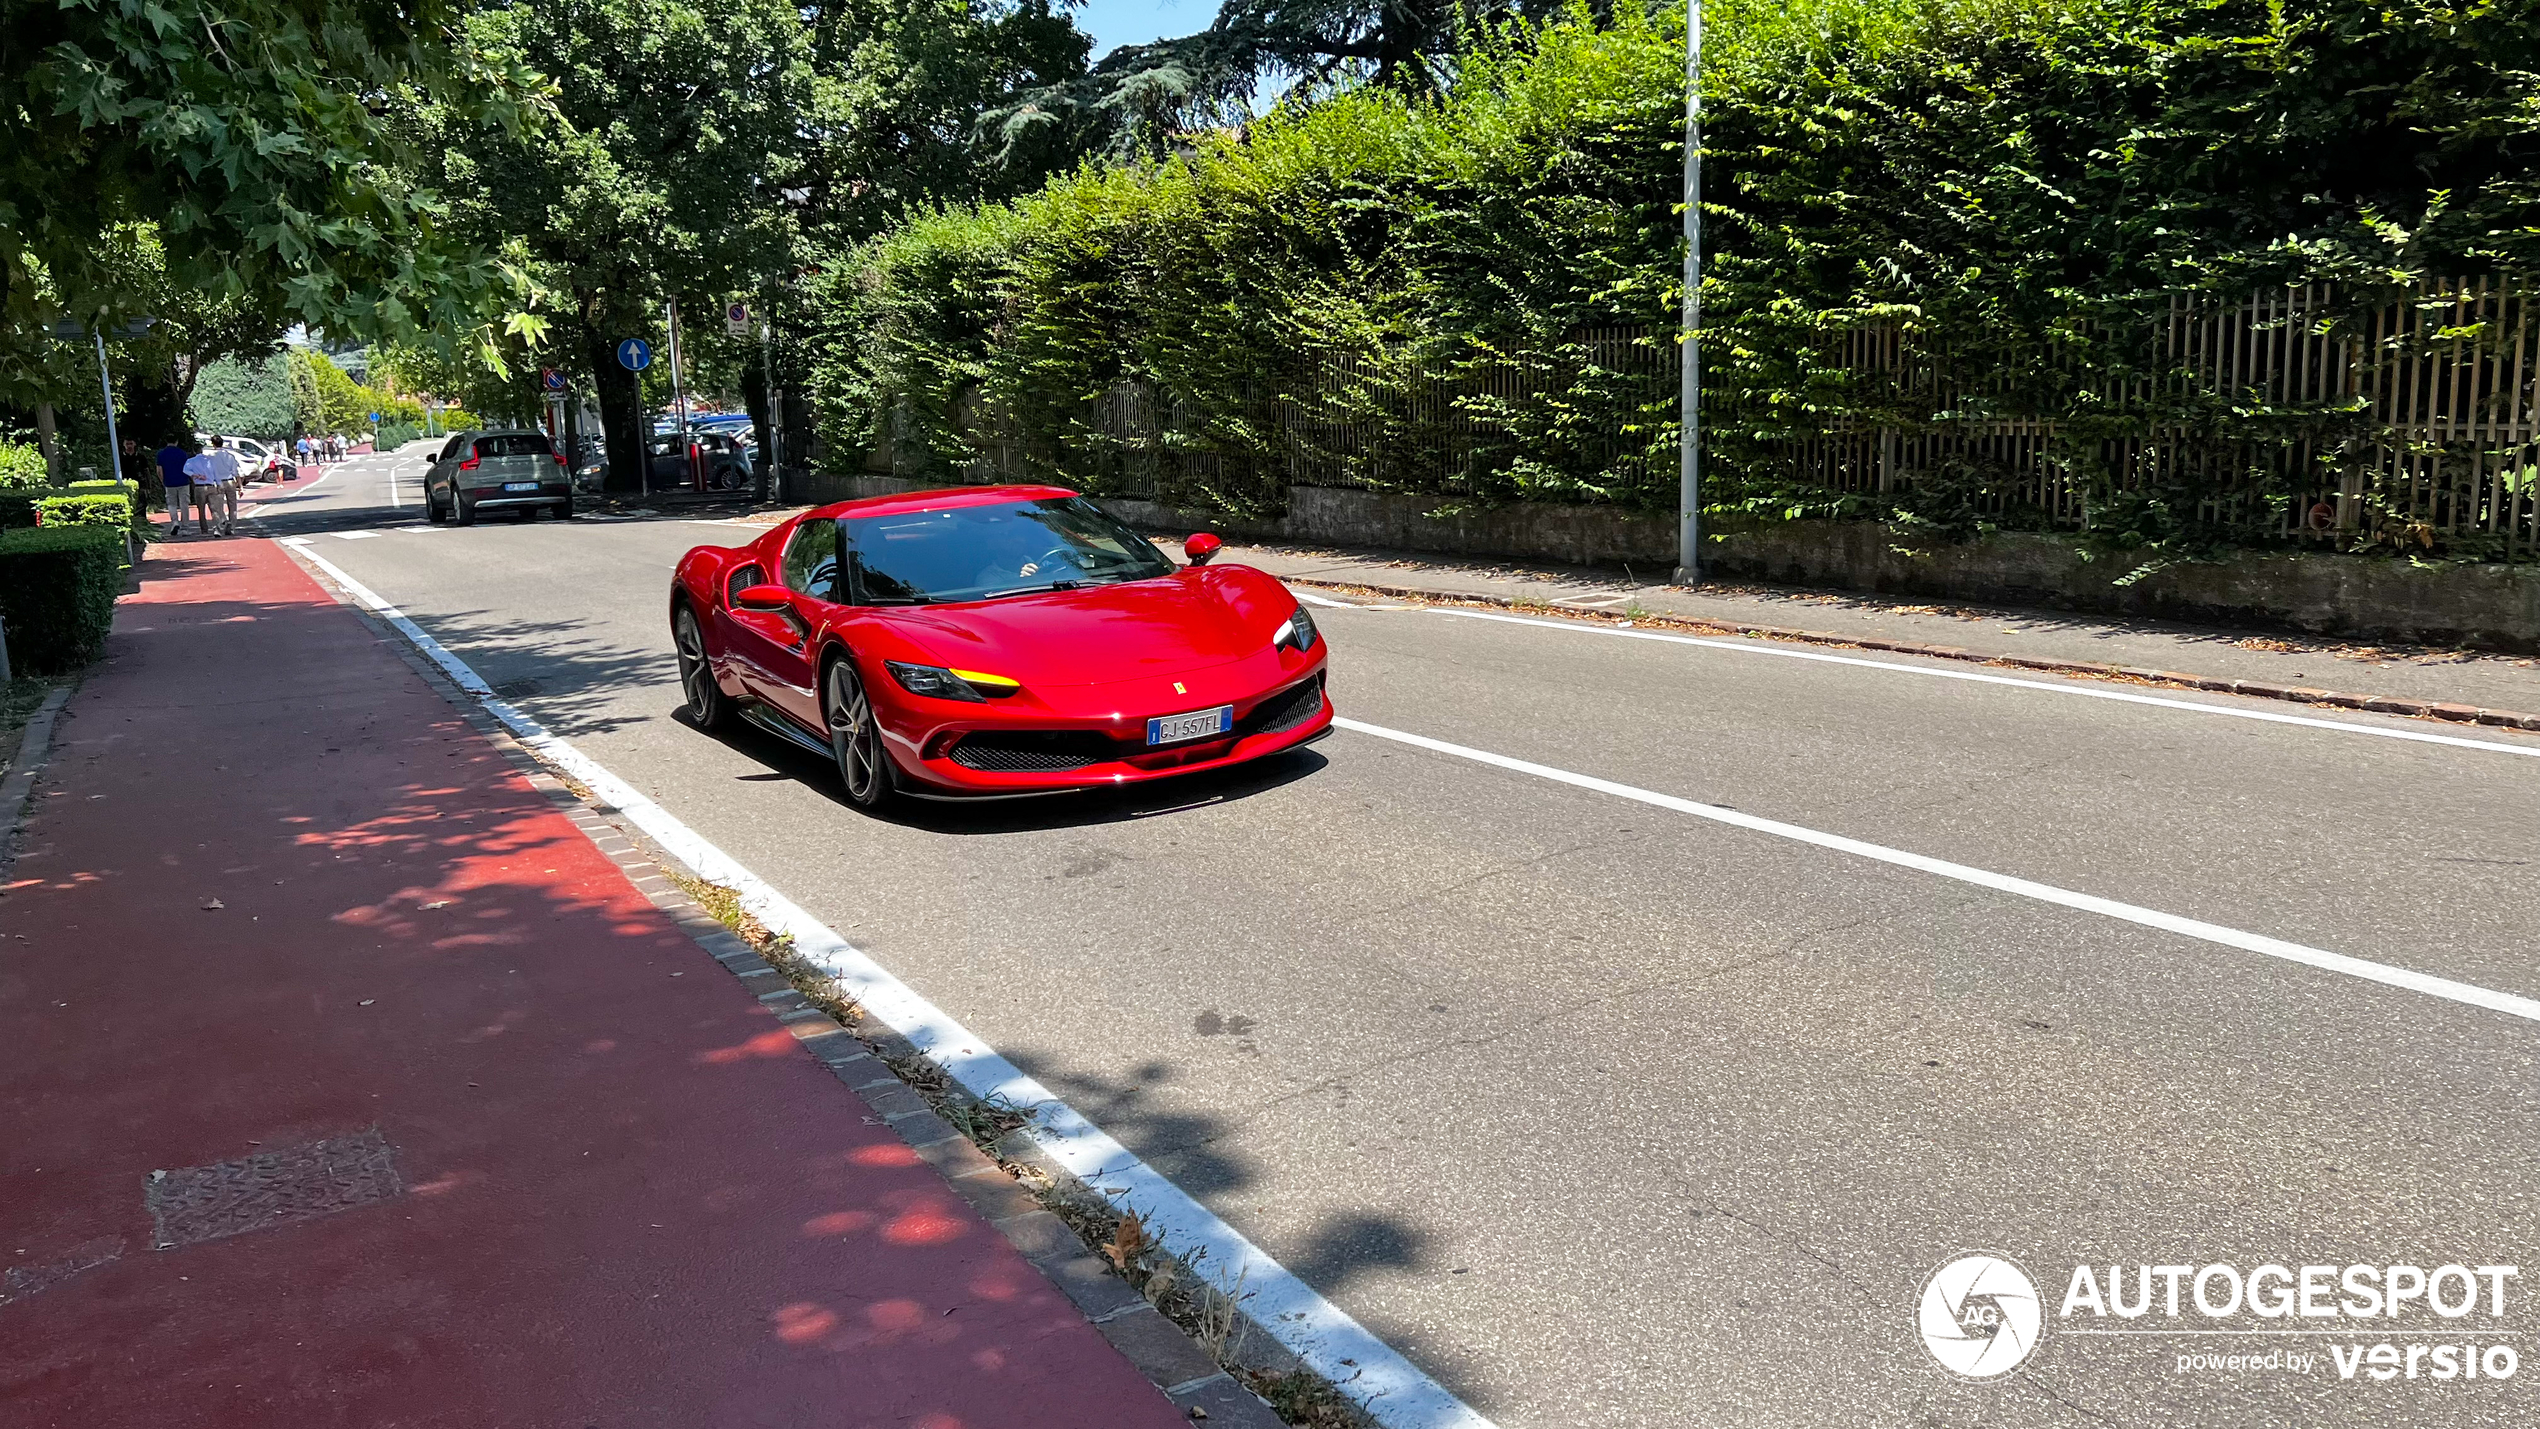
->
426 433 467 505
724 518 839 730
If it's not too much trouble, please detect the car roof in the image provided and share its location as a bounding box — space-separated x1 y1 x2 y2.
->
806 484 1080 521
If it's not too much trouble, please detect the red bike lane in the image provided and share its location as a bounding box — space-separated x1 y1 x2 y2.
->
0 539 1190 1428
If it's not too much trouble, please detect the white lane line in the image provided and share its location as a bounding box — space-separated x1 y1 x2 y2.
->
331 530 380 540
1332 715 2540 1026
1425 608 2540 759
1295 589 1360 609
280 543 1493 1429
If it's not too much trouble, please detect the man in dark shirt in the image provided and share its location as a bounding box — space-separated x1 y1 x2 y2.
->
153 438 192 534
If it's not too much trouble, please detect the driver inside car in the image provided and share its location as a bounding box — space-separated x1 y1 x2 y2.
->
970 535 1079 591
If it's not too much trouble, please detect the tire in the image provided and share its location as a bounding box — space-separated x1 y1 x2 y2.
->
426 483 449 523
673 605 731 731
553 497 573 521
823 656 895 810
454 492 476 526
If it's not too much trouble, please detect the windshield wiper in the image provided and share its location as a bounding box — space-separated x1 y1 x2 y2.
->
980 580 1080 599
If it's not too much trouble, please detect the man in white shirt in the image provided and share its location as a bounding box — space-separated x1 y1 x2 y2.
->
193 436 243 536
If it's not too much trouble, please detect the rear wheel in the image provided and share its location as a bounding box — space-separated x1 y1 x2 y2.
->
553 496 573 521
673 606 729 731
454 492 476 526
824 658 894 810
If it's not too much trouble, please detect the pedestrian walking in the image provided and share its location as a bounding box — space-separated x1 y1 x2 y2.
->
296 433 313 473
154 438 192 535
194 435 243 536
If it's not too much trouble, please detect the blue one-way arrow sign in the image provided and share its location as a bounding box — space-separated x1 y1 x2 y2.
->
618 338 653 371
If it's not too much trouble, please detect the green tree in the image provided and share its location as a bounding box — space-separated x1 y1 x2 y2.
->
1 0 551 345
406 0 816 487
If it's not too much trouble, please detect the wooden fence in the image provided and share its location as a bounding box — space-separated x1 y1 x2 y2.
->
919 280 2538 560
1789 280 2540 558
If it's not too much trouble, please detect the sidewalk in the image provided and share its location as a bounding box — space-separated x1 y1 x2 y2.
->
0 539 1194 1427
1207 540 2540 717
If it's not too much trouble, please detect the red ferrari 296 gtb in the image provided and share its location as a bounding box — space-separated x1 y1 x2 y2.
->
669 486 1334 807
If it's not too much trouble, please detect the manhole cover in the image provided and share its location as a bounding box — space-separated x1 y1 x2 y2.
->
491 679 541 699
146 1128 404 1250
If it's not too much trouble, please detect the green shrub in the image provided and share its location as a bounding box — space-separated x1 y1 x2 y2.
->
0 526 125 673
0 483 138 530
0 441 49 489
36 492 134 529
376 419 422 450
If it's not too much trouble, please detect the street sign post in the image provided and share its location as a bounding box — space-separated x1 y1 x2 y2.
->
724 302 750 339
541 367 568 393
617 338 652 371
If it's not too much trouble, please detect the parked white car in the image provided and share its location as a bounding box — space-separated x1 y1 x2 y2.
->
221 437 287 483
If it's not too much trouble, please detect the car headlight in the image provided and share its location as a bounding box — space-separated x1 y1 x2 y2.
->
886 661 1019 700
1272 603 1318 653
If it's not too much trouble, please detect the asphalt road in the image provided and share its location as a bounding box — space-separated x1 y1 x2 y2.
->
259 447 2540 1428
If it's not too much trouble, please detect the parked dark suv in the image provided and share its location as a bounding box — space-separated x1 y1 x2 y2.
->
423 429 573 524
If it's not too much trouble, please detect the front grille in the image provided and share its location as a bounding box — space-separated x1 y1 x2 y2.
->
1239 675 1326 736
948 730 1117 772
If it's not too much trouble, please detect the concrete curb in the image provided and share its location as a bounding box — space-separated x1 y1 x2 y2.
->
285 546 1289 1429
0 684 78 870
1278 573 2540 734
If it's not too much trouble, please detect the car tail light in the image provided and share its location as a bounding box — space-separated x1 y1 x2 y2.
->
459 455 480 471
554 453 566 467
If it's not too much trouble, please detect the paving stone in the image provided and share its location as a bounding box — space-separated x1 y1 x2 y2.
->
1167 1373 1287 1429
1094 1305 1224 1392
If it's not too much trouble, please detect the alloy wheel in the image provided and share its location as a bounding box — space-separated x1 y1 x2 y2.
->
826 661 889 807
674 609 724 728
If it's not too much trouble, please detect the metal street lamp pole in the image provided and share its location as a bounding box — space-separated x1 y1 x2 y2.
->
1676 0 1703 585
94 331 126 485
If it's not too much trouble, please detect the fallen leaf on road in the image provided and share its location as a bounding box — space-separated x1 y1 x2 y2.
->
359 999 375 1006
201 899 223 910
421 900 450 910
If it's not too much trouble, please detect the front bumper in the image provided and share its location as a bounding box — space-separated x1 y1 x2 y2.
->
883 660 1333 798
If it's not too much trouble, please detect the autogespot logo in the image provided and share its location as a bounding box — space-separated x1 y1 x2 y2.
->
1920 1253 2045 1379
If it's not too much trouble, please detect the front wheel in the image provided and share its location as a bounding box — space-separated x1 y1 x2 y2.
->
426 483 448 523
824 658 894 810
673 606 730 731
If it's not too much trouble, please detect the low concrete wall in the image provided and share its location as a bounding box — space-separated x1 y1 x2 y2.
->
791 473 2539 649
1702 522 2540 651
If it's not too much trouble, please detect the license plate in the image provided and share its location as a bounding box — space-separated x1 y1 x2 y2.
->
1146 705 1233 746
502 481 541 492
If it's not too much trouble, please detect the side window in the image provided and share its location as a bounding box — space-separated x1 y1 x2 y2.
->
725 562 765 607
437 434 467 461
781 520 839 601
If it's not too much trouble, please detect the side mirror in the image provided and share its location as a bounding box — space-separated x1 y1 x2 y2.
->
734 583 793 613
1183 532 1224 566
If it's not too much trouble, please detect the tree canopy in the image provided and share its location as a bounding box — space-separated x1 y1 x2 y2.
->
0 0 549 339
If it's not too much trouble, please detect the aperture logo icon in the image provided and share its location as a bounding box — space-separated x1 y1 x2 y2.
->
1920 1254 2044 1379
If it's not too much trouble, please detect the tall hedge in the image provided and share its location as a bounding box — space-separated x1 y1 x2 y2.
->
0 526 125 673
190 356 298 438
811 0 2540 561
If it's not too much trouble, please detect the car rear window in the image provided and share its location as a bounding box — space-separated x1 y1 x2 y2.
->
474 434 553 458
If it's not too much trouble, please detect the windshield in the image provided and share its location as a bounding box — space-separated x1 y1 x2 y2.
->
844 497 1176 605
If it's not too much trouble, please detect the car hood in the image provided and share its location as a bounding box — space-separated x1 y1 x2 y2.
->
877 568 1290 687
